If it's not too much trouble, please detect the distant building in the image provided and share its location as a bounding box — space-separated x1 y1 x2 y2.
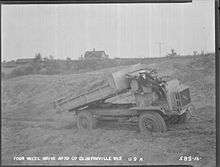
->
83 48 109 60
16 58 35 64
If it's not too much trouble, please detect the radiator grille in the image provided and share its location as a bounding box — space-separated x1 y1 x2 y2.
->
179 88 191 107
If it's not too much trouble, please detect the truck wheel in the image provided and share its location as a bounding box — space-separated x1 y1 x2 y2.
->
177 105 196 124
167 115 180 124
177 113 187 124
139 111 167 133
77 111 96 130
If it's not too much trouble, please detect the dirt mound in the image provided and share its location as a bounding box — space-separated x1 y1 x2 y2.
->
1 55 216 166
2 55 215 119
1 64 133 109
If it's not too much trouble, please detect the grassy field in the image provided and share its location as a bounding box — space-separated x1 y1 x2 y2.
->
1 55 216 166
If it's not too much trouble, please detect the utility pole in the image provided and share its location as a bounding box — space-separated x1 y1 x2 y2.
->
156 42 165 57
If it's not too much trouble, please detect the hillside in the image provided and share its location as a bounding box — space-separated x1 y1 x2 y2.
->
1 54 216 166
2 55 212 79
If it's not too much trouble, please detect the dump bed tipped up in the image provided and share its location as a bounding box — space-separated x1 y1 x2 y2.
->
54 63 149 112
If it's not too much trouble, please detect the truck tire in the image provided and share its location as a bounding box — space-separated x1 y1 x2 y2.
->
139 111 167 133
166 114 188 124
77 111 96 130
177 113 187 124
167 115 180 124
175 105 195 124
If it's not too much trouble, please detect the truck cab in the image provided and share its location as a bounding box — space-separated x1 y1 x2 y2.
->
126 70 192 116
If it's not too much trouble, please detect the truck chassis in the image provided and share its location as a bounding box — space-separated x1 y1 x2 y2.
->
74 102 194 133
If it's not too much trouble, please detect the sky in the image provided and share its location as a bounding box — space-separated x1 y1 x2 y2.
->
1 0 215 61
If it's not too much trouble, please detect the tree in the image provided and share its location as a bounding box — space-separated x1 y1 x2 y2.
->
193 51 198 56
79 55 83 60
34 53 42 62
49 55 54 60
66 57 72 61
171 49 176 56
31 53 43 73
167 49 177 57
65 57 72 70
43 57 49 62
201 50 205 56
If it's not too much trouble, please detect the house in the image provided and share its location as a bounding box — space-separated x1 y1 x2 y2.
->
83 48 109 60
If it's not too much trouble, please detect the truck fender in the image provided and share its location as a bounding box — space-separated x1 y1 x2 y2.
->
129 106 166 117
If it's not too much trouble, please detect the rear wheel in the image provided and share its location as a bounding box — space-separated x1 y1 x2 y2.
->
77 111 96 130
139 111 167 134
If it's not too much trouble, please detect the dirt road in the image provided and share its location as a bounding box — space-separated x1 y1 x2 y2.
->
1 104 216 166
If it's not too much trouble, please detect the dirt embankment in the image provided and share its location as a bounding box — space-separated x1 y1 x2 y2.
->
1 55 216 166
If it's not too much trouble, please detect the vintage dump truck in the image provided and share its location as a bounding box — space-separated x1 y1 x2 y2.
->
54 64 194 133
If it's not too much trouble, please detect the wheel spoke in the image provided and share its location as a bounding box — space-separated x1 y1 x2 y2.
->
143 119 154 131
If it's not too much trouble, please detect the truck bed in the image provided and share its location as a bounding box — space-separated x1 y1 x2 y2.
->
54 63 148 111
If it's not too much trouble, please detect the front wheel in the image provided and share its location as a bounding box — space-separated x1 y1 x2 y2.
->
138 111 167 134
178 105 196 123
76 111 96 131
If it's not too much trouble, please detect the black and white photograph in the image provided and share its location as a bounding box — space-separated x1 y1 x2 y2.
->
1 0 217 166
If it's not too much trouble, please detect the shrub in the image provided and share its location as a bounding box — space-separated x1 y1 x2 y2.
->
9 65 35 78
